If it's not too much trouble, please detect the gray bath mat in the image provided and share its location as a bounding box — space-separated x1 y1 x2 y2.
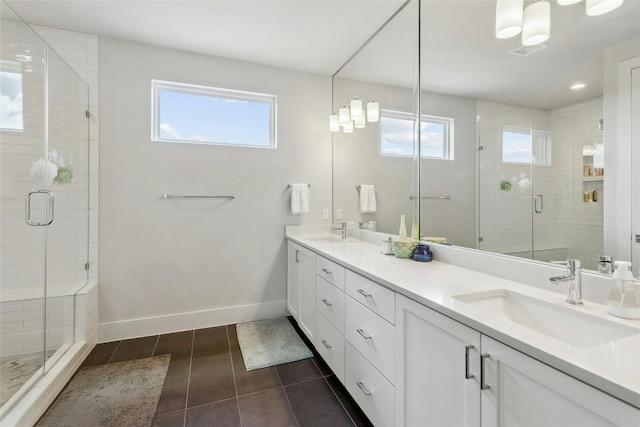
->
236 317 313 371
36 355 170 427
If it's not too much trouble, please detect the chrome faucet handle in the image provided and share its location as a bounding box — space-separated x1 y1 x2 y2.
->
550 259 583 305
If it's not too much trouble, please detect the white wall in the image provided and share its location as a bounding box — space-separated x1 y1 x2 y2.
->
98 37 332 341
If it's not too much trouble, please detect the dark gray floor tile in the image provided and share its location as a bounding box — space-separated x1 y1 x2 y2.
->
285 378 354 427
238 388 297 427
109 335 159 363
81 341 120 367
152 409 185 427
192 326 229 359
312 354 333 377
154 331 194 362
227 324 240 352
186 398 240 427
325 375 373 427
276 357 321 385
156 360 190 415
187 353 235 407
231 351 281 396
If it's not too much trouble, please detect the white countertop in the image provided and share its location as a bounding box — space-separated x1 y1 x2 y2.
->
286 229 640 409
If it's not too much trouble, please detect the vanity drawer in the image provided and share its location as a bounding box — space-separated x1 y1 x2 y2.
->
316 256 346 290
345 343 394 427
345 296 395 384
316 276 345 334
346 270 395 324
315 312 345 383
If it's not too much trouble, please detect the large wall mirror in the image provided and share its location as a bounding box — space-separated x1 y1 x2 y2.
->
332 0 639 271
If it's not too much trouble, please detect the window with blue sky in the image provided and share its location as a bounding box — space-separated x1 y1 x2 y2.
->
152 80 276 148
0 61 24 131
502 126 551 165
380 109 454 159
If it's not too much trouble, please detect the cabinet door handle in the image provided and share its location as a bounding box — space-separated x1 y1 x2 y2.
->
356 381 372 396
321 339 332 349
322 298 332 306
465 345 475 379
357 289 372 298
534 194 543 213
295 250 300 263
356 328 372 340
322 268 332 275
480 353 491 390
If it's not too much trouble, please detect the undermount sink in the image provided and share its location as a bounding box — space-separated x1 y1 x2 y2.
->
452 289 639 348
304 235 353 243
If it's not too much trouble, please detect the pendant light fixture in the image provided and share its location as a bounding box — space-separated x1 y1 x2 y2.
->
338 105 350 126
329 114 340 132
350 97 363 120
586 0 624 15
366 100 379 122
495 0 524 38
557 0 582 5
522 0 550 46
342 121 354 133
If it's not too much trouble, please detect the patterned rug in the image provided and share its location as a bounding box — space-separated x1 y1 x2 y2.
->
236 317 313 371
36 355 170 427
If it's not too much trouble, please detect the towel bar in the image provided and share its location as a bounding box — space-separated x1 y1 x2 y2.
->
409 195 451 200
163 194 236 199
288 184 310 188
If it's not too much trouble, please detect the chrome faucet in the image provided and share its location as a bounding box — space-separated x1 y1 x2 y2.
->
550 259 583 305
332 222 347 239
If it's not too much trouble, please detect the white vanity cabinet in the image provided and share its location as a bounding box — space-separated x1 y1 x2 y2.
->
395 294 481 427
396 294 640 427
345 271 396 426
286 241 315 341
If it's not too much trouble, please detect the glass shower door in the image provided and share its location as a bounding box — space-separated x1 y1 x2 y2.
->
0 4 48 409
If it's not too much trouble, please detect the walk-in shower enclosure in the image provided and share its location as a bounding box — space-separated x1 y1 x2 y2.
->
1 1 91 421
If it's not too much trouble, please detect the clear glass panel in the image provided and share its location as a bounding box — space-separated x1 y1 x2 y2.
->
0 1 47 410
43 45 89 371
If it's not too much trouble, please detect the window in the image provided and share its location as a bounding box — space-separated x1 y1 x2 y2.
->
0 61 24 131
152 80 276 148
380 109 454 159
502 126 551 165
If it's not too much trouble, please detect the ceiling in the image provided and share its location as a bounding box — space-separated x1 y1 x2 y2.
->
4 0 405 76
5 0 640 110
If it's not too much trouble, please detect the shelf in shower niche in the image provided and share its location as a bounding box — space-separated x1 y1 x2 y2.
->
582 176 604 182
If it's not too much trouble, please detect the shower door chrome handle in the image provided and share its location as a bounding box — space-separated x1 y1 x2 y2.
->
534 194 543 213
25 190 54 226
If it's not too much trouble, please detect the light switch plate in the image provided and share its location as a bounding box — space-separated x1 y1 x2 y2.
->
336 209 343 220
322 209 329 220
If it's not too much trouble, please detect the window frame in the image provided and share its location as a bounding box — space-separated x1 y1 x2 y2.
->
0 60 24 133
380 109 454 160
501 125 552 166
151 79 277 149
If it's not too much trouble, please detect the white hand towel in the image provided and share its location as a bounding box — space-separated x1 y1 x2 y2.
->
359 184 377 214
291 184 309 214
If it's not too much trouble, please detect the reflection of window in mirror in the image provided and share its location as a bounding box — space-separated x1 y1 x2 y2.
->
380 109 454 159
0 60 24 131
502 126 551 166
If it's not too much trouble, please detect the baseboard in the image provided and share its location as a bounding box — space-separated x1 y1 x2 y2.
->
98 299 288 342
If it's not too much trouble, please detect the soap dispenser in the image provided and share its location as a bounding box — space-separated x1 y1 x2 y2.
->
606 261 640 319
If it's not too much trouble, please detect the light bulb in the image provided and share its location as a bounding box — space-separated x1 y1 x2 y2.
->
522 0 550 46
350 98 363 120
495 0 524 39
366 100 379 122
586 0 623 15
329 114 340 132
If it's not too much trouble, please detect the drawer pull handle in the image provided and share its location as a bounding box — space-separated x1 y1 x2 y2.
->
480 353 490 390
356 328 372 340
356 381 372 396
321 339 332 349
357 289 372 298
465 345 475 380
322 298 333 306
322 268 333 275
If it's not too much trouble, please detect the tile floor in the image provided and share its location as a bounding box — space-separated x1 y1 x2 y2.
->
40 318 372 427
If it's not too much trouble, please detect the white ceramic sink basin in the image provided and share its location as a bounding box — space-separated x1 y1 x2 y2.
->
304 235 353 243
453 289 639 348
